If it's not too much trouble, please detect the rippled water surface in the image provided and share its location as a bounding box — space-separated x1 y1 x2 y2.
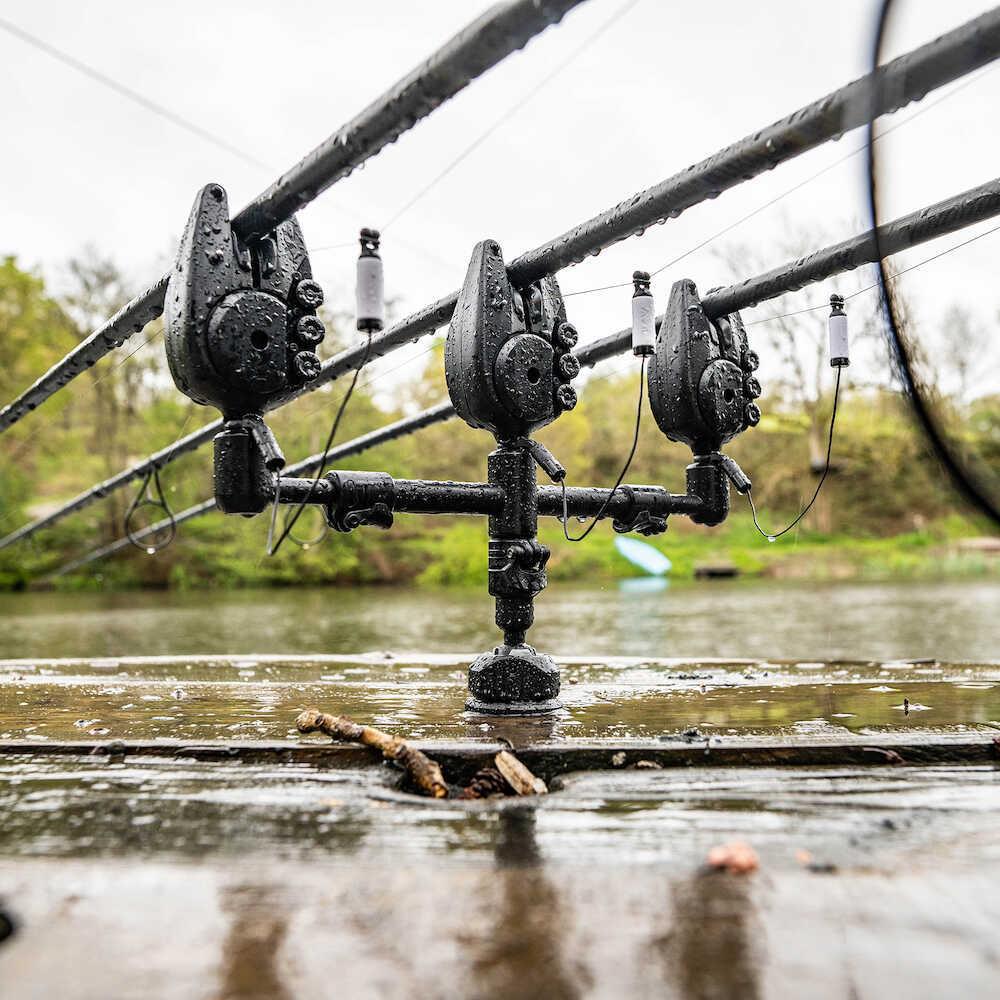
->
0 578 996 662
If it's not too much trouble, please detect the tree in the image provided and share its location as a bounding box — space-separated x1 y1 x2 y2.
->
940 303 989 402
59 251 162 538
0 258 78 542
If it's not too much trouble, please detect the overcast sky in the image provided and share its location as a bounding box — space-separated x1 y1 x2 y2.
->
2 0 998 399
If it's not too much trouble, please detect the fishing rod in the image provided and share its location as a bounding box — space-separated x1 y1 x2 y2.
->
12 174 1000 553
5 4 1000 443
48 169 1000 578
0 0 585 434
9 5 1000 548
867 0 1000 526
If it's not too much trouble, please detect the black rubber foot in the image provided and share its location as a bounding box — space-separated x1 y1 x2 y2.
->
465 696 562 715
466 644 561 715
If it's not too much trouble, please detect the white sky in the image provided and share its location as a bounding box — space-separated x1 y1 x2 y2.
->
1 0 998 399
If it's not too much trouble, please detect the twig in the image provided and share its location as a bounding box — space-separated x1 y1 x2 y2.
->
296 709 549 800
296 709 448 799
494 750 548 795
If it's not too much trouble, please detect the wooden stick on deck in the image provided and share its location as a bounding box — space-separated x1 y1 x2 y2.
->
296 709 449 798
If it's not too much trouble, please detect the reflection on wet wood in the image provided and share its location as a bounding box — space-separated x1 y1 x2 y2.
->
659 869 762 1000
3 754 1000 997
4 652 999 750
4 858 998 1000
471 809 589 999
218 885 291 1000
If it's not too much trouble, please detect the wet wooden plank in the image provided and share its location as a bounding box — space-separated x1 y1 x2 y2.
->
1 734 996 781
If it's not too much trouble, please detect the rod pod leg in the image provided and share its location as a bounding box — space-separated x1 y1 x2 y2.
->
466 441 561 714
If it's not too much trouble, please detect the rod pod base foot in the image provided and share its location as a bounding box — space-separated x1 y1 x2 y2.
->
465 696 563 716
465 644 561 715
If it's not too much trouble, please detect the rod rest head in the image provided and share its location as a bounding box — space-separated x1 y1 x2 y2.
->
165 183 326 421
445 239 580 441
647 278 761 456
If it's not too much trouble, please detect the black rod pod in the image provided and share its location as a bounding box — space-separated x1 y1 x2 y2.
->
159 218 764 715
467 441 562 715
165 182 326 513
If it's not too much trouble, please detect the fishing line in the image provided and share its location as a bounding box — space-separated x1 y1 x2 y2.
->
291 335 442 429
120 399 197 553
746 221 1000 326
561 354 646 541
124 465 176 553
0 328 166 541
0 16 272 172
379 0 644 233
5 328 163 471
266 332 374 556
282 508 329 549
319 0 645 260
745 365 842 541
562 63 998 302
276 331 448 549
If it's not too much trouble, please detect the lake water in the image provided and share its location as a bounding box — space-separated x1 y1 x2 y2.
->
0 578 996 663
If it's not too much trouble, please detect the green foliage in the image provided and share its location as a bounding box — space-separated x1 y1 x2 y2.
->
0 257 996 592
415 521 487 586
